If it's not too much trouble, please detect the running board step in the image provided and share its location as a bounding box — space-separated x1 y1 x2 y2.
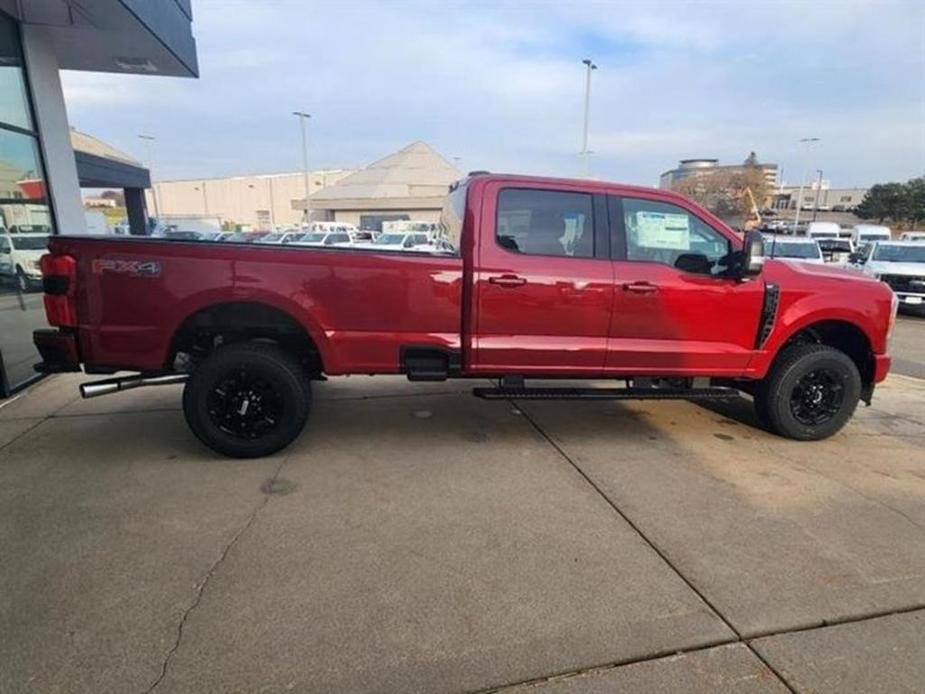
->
472 386 740 401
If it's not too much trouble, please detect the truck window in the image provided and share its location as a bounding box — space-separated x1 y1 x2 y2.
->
496 189 593 258
620 198 731 275
437 183 466 253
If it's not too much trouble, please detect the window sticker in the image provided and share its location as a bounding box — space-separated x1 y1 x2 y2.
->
634 211 690 250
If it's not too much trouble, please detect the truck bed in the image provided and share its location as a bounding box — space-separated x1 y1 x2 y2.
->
49 235 463 374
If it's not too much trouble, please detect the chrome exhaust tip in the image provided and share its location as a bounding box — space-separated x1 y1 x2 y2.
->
79 373 189 399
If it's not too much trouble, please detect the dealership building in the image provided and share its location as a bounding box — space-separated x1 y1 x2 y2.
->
0 1 198 396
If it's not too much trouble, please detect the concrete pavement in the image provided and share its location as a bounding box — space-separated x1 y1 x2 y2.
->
891 313 925 379
1 372 923 693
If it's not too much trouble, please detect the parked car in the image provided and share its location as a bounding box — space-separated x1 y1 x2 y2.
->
817 238 855 267
0 230 49 291
851 224 892 247
353 232 431 251
34 173 897 457
254 232 305 245
851 241 925 313
899 231 925 242
762 235 825 264
806 222 841 240
292 231 353 247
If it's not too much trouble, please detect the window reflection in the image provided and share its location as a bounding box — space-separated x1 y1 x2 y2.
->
0 14 32 131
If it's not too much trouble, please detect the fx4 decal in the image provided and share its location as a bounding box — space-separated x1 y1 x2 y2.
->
91 258 162 277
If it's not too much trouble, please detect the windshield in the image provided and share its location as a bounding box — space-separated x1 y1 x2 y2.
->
818 240 852 253
873 245 925 263
10 235 49 251
300 233 326 243
374 233 407 245
257 233 283 243
768 240 820 259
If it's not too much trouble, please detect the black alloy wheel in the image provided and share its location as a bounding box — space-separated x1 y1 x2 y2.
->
789 368 846 427
183 343 311 458
754 342 861 441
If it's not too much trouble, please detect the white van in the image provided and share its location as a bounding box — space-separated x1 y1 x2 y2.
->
806 222 841 240
899 231 925 242
851 224 891 246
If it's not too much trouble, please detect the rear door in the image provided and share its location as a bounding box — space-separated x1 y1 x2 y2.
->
472 181 613 374
606 194 764 376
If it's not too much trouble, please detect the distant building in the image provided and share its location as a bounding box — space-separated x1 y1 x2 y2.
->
148 169 355 229
770 183 868 211
148 142 462 231
304 141 462 230
83 197 116 208
659 155 779 192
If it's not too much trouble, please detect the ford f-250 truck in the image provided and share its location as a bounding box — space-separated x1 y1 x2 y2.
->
34 173 897 457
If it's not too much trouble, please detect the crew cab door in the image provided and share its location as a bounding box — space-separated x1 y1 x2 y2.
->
472 182 613 374
606 194 764 376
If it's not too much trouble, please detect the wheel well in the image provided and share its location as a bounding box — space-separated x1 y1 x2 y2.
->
784 320 874 386
169 302 323 375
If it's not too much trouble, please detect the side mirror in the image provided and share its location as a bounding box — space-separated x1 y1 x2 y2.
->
740 230 764 277
848 252 862 264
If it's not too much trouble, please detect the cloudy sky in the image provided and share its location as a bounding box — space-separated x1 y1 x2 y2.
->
61 0 925 187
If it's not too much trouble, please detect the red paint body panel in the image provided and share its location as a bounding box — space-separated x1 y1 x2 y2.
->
41 173 895 386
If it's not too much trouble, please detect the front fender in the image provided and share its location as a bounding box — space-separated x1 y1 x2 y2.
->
746 290 890 379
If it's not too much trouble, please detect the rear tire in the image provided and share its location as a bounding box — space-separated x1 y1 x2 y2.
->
756 343 861 441
183 343 311 458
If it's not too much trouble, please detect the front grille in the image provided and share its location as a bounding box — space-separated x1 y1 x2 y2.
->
880 274 925 293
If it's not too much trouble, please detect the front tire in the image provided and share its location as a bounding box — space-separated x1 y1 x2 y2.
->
183 343 311 458
755 343 861 441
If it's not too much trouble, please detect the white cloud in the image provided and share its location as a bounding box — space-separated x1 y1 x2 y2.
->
59 0 925 185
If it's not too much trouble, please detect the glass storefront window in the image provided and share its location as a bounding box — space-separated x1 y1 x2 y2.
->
0 129 46 202
0 10 53 396
0 13 32 131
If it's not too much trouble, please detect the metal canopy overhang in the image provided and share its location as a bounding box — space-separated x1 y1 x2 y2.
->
75 150 150 189
0 0 198 77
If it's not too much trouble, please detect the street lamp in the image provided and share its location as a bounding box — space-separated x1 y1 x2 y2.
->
580 58 597 178
138 134 160 224
812 169 824 222
793 137 820 229
293 111 312 225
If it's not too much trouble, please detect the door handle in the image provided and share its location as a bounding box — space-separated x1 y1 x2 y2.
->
489 274 527 288
622 281 658 294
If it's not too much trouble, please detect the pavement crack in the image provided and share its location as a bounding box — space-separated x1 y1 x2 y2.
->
512 401 798 694
143 453 291 693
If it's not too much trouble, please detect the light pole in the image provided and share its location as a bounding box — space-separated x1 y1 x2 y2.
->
812 169 824 222
138 134 160 225
580 58 597 178
793 137 819 230
293 111 312 225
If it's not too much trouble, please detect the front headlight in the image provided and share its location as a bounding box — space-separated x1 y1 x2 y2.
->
886 292 899 350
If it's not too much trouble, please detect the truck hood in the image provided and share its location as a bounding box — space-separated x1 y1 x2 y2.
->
865 261 925 276
766 258 876 284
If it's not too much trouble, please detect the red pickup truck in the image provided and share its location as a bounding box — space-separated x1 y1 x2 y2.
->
34 173 896 457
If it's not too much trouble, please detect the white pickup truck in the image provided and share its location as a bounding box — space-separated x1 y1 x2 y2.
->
0 231 49 291
852 241 925 313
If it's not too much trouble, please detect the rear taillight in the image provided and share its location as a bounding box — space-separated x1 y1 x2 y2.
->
40 253 77 327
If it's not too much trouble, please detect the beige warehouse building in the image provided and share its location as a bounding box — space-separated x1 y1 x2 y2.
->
148 168 355 229
148 141 460 230
301 141 461 229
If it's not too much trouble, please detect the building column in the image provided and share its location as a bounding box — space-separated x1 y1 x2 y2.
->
124 188 149 236
20 25 86 235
